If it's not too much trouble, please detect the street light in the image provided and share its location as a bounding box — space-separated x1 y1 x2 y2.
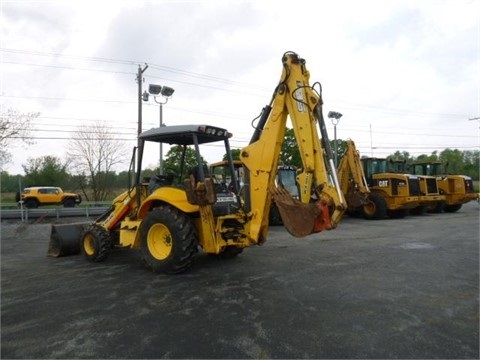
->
328 111 343 168
142 84 175 175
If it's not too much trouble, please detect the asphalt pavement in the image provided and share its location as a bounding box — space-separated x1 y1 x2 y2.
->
1 202 479 359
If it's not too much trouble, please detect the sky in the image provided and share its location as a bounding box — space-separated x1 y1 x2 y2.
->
1 0 479 176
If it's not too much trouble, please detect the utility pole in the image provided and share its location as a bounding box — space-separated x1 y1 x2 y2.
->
137 63 149 139
134 63 148 183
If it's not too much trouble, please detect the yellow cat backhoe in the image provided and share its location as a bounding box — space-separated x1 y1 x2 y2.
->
48 51 346 274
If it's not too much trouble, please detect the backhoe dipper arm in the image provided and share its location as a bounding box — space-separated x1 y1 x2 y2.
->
240 52 346 240
339 140 370 193
337 140 370 208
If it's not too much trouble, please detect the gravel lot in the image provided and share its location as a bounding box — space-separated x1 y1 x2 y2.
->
1 201 479 359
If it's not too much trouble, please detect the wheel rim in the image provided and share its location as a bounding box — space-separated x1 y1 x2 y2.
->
147 223 173 260
83 233 96 256
363 201 376 216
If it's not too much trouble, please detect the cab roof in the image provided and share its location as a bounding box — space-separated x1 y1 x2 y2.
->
139 124 231 145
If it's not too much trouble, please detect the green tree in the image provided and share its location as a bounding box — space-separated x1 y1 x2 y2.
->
330 139 348 166
439 148 464 174
222 148 241 161
22 155 70 188
415 151 439 162
387 150 412 162
163 145 207 182
462 150 479 180
270 127 347 168
0 171 23 192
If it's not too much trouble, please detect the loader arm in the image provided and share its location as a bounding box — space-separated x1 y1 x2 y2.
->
337 140 370 208
240 52 346 239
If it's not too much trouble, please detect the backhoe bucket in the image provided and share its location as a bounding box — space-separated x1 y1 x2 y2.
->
47 223 88 257
271 187 329 237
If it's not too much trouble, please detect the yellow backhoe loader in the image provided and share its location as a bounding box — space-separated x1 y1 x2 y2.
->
48 51 346 274
336 140 424 219
336 140 386 219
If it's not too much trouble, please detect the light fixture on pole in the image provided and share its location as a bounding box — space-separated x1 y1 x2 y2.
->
143 84 175 175
328 111 343 168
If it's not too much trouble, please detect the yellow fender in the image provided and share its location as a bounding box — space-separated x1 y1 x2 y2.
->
137 186 199 219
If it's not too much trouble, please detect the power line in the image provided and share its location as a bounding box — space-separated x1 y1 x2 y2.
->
3 48 473 120
1 48 269 93
1 60 134 75
0 48 136 66
1 95 135 104
8 135 136 141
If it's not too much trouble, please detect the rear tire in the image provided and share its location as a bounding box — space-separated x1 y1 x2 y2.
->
140 206 198 274
24 198 39 208
81 225 111 262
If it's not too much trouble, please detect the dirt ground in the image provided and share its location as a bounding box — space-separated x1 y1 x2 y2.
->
1 202 479 359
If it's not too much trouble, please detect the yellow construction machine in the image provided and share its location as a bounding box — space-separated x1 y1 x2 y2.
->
336 140 423 219
48 51 346 274
336 140 386 219
360 156 423 218
388 159 445 214
409 160 477 213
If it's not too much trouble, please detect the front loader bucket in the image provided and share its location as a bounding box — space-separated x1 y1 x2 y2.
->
47 223 89 257
271 187 332 237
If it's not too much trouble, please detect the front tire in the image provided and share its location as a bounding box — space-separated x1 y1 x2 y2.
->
24 198 39 208
140 206 198 274
63 198 75 207
362 192 387 220
81 225 111 262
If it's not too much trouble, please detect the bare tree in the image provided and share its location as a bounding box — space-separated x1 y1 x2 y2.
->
67 122 129 201
0 108 39 169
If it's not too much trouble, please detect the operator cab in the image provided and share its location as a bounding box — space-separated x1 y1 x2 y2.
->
138 124 240 215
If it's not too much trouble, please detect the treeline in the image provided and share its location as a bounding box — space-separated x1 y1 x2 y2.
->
0 146 201 201
277 130 479 181
1 142 478 199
